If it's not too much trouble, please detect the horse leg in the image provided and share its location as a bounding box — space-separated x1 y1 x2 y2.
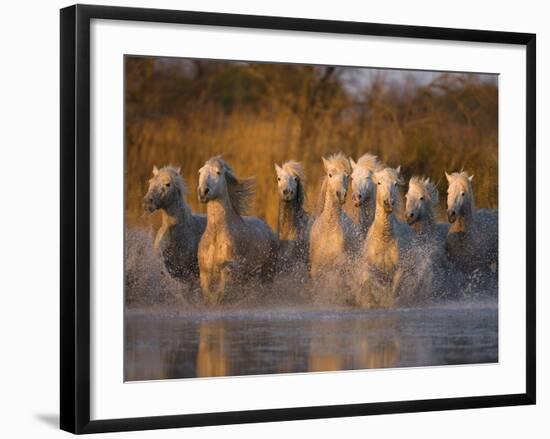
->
212 282 226 306
200 270 213 305
309 258 323 281
389 267 403 307
261 243 279 282
200 265 226 306
216 260 240 304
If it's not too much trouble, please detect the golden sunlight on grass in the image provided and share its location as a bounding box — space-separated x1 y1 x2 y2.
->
125 57 498 230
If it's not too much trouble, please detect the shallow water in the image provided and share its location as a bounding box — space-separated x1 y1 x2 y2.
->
124 302 498 381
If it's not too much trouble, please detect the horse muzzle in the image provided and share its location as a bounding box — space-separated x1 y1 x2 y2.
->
198 195 209 203
282 189 294 201
406 212 417 225
143 197 157 213
336 190 347 205
352 193 365 207
447 210 457 223
198 187 210 203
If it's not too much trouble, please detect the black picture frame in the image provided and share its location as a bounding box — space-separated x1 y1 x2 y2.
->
60 4 536 434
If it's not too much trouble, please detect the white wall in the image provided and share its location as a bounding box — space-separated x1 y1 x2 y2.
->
0 0 546 437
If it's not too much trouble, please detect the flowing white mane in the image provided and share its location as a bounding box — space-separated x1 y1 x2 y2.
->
325 152 352 174
409 176 439 205
205 155 255 216
281 160 306 183
355 153 383 173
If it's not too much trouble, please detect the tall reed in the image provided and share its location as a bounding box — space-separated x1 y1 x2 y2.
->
125 57 498 230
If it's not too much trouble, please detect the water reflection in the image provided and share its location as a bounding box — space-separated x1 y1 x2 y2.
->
197 322 229 377
125 305 497 381
308 316 401 372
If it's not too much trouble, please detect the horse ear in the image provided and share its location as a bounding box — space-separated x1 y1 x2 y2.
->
152 165 159 176
175 166 181 174
322 157 329 172
396 166 404 184
274 163 282 174
445 171 451 182
468 174 474 182
431 188 440 205
350 158 357 170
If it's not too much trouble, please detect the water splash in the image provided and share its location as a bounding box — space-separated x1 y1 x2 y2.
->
125 227 497 313
125 227 200 309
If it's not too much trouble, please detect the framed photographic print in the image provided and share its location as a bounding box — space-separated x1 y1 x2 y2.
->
60 4 536 434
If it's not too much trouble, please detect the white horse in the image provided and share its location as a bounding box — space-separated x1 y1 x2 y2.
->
403 176 450 300
405 176 449 243
197 156 278 305
445 171 498 272
309 153 356 280
357 166 413 307
143 165 206 282
350 153 383 237
274 161 310 269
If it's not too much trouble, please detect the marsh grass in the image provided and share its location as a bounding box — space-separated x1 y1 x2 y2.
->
125 57 498 230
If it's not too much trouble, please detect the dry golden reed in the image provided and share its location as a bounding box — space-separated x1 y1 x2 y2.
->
125 57 498 231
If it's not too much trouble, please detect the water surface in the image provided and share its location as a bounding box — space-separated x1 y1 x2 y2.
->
125 303 498 381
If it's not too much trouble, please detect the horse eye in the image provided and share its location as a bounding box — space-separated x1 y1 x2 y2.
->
420 196 424 201
461 192 465 196
216 171 221 175
294 177 298 181
277 177 280 181
165 183 170 187
329 173 332 178
378 182 381 185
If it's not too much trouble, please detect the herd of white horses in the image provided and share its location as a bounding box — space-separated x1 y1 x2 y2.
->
142 153 498 307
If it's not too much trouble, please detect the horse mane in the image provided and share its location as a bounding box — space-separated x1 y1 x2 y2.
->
409 176 439 206
325 152 352 175
282 160 306 206
206 155 255 216
317 177 328 215
356 153 383 172
375 167 404 185
161 165 188 204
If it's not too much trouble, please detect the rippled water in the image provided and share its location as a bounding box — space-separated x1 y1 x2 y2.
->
124 302 498 381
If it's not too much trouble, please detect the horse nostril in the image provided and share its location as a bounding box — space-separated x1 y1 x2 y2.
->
409 212 414 218
204 187 210 195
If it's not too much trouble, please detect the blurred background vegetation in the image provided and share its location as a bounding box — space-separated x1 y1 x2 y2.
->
125 56 498 230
